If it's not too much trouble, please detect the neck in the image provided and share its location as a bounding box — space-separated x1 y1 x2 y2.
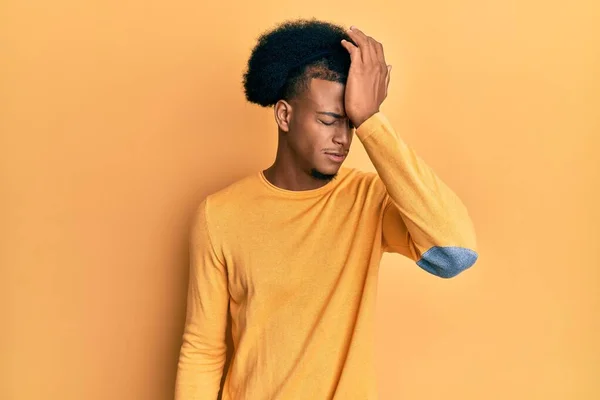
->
263 141 336 191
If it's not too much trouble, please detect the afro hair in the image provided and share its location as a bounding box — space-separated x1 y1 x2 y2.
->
242 18 356 107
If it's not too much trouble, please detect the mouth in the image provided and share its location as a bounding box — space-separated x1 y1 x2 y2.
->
324 152 346 163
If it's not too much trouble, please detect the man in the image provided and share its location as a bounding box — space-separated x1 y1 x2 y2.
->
175 18 478 400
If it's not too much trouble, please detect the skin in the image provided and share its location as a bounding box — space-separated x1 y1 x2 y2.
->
263 26 392 191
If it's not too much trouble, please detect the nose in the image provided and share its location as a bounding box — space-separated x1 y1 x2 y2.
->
333 123 353 147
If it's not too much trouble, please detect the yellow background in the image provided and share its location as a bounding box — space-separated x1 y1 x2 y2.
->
2 1 599 399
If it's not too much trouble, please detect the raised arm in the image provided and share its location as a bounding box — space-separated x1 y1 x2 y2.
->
357 112 478 278
341 25 478 278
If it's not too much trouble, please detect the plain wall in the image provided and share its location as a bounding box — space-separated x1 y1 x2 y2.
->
2 1 599 399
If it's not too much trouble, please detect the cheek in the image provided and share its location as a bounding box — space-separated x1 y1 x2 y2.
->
293 120 324 152
304 130 326 156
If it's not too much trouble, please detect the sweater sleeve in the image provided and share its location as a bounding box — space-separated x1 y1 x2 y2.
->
355 111 479 278
175 198 229 399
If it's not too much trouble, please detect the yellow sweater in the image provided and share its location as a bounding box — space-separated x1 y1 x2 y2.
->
175 111 479 399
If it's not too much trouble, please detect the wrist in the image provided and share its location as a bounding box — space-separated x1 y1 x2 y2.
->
353 110 379 129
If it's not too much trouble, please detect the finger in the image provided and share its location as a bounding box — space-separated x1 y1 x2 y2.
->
366 36 379 65
374 41 386 66
346 26 370 63
340 39 361 62
385 65 392 96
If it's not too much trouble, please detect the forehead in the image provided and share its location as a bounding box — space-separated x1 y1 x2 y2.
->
301 78 346 112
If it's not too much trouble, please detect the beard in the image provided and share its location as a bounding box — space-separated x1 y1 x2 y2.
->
309 167 338 181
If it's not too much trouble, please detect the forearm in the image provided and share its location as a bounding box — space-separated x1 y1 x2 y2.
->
356 111 478 276
174 330 227 400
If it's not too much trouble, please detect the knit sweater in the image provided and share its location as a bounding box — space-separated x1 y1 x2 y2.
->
174 111 479 399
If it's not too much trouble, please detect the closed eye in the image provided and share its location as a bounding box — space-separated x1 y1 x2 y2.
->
319 119 355 129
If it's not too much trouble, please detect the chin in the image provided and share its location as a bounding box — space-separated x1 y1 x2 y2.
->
310 165 339 181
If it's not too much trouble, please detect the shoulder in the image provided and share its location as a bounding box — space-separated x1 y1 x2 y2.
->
339 166 385 195
201 172 258 215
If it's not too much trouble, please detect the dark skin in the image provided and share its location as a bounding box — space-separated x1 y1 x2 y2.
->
263 26 392 191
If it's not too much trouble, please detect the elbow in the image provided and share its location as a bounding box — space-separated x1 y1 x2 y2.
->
416 246 479 279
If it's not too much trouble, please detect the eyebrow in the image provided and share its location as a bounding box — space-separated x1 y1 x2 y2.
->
316 111 346 118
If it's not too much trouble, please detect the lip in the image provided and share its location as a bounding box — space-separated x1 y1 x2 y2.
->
325 153 346 163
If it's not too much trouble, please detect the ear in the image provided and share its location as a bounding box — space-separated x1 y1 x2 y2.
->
274 100 292 132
